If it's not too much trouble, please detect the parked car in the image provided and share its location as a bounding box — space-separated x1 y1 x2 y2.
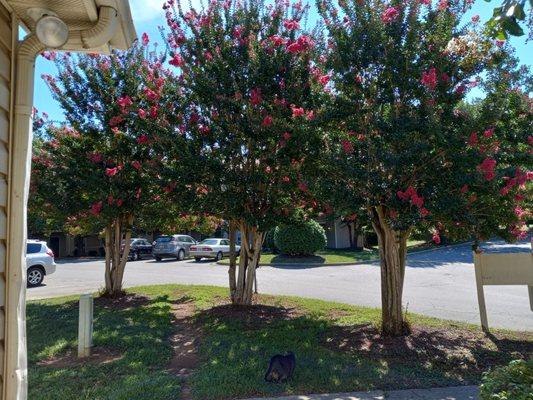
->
26 240 56 287
152 235 197 261
122 238 153 261
190 238 241 262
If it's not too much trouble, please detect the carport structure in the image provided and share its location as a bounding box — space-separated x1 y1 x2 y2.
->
0 1 136 398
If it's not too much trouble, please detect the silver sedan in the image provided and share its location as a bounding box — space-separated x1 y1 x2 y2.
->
190 238 241 261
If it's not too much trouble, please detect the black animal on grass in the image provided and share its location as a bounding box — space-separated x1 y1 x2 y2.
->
264 351 295 383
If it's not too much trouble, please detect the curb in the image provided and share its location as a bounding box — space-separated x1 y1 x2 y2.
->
216 258 379 268
242 385 479 400
243 390 384 400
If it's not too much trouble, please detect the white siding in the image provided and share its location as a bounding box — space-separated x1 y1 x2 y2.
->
0 2 12 395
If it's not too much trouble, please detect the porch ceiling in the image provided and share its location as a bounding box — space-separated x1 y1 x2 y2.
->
4 0 136 50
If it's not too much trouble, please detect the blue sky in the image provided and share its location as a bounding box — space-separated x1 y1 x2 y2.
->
33 0 532 122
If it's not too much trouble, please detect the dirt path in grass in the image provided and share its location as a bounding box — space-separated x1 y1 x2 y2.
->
167 300 201 400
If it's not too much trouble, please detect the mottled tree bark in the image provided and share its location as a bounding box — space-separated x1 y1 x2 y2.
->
228 221 264 305
102 214 133 297
371 206 411 336
228 221 238 303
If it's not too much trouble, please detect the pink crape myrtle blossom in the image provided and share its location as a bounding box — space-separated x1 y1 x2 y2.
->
437 0 449 10
283 19 300 30
381 7 399 24
90 201 103 216
291 105 305 118
479 157 497 181
341 139 354 153
421 68 438 90
142 32 150 45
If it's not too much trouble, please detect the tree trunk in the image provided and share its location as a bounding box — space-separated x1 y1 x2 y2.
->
102 214 133 298
228 221 264 305
371 206 411 336
228 221 238 304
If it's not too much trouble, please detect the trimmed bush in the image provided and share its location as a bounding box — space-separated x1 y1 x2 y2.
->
480 359 533 400
274 220 326 256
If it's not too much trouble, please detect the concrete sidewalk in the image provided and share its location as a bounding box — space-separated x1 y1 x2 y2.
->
245 385 479 400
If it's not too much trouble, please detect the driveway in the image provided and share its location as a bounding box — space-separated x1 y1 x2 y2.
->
27 240 532 331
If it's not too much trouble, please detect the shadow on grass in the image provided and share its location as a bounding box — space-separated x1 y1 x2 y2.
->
27 293 190 400
27 288 533 400
190 302 533 400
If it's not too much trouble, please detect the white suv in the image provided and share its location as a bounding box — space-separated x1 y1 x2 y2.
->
26 240 56 287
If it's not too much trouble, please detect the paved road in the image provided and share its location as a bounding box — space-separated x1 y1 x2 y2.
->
27 240 533 331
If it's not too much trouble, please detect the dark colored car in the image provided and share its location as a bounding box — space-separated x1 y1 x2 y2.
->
122 238 153 261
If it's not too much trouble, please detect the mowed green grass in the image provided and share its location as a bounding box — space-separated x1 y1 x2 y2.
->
28 293 180 400
256 248 379 264
219 240 434 265
28 284 532 400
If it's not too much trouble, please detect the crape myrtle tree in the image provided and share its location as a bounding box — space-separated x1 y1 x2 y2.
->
28 112 64 238
317 0 532 335
135 201 223 237
34 38 189 296
162 0 325 305
463 50 533 223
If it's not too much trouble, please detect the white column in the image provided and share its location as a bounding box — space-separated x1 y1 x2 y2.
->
4 34 45 400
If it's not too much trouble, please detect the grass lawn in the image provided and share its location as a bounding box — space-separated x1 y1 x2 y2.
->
241 248 379 265
220 240 434 265
28 285 532 400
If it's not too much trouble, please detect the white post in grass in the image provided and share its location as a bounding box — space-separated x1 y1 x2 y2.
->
78 294 94 357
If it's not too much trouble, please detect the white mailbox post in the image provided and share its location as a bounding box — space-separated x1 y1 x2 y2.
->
473 251 533 332
78 294 94 358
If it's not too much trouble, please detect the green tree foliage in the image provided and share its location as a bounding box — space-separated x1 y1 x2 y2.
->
162 0 325 304
317 0 531 335
33 40 188 296
484 0 531 39
274 219 327 256
136 204 223 237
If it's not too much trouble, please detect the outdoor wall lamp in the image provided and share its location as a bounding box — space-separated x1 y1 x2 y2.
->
28 8 69 48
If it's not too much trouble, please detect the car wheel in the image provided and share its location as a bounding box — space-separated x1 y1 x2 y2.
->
155 256 162 262
194 257 202 262
131 251 139 261
215 251 223 261
177 249 185 261
27 267 44 287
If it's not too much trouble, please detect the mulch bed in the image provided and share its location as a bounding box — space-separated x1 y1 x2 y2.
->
198 303 304 330
321 323 533 377
94 293 152 310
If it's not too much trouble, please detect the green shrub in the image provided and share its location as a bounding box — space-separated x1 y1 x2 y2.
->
480 359 533 400
274 220 326 256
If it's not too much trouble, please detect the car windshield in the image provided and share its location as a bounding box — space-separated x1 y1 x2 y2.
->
156 236 172 243
199 239 219 245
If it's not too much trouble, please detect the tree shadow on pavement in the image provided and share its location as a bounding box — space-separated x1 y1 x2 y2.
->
406 238 530 269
